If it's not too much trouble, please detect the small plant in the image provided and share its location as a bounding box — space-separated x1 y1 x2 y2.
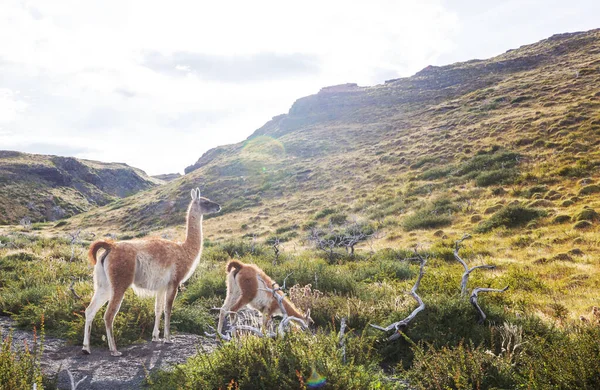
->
475 205 546 233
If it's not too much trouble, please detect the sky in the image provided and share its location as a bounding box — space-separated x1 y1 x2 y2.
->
0 1 599 175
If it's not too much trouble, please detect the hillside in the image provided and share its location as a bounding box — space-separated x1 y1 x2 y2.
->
0 151 163 224
2 28 600 389
68 29 600 242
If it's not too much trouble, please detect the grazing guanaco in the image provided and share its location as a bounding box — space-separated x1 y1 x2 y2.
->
217 260 312 335
82 188 220 356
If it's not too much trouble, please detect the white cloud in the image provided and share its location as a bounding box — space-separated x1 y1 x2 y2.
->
1 0 596 174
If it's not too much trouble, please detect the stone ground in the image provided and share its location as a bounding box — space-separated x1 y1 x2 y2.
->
0 316 217 390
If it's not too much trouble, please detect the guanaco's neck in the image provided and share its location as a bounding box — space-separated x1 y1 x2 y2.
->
282 299 304 318
182 207 203 256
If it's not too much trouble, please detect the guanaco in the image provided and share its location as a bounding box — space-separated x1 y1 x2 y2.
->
82 188 220 356
217 259 312 335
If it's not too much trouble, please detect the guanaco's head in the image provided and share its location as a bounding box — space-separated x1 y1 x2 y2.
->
189 188 221 216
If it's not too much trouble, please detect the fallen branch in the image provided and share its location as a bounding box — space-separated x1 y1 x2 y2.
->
66 369 87 390
257 273 309 336
470 286 509 324
370 249 427 341
454 234 496 296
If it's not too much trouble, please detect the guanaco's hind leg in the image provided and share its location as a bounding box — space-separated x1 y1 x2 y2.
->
163 284 178 343
104 287 126 356
217 291 240 335
82 286 110 354
152 290 166 342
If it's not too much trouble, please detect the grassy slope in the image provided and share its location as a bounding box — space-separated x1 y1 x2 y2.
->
0 151 163 224
61 29 600 317
1 29 600 389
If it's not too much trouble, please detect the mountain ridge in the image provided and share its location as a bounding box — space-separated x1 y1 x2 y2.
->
58 28 600 243
0 150 162 224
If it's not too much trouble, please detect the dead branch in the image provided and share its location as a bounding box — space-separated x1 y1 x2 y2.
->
454 234 496 296
338 317 347 364
370 249 427 341
69 277 82 301
257 273 309 336
68 229 81 262
470 286 509 324
66 369 87 390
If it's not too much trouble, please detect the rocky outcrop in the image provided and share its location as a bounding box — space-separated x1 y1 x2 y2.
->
0 151 161 223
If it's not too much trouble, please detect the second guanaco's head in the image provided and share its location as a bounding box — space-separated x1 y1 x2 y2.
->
189 187 221 216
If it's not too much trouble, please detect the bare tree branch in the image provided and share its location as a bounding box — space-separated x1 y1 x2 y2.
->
370 249 427 341
470 286 509 324
257 274 309 336
69 277 82 301
454 234 497 296
66 369 87 390
338 317 347 364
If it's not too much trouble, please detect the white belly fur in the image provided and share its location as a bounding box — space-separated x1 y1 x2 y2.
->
132 252 173 297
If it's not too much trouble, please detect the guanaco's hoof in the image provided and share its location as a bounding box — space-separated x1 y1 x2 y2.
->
152 337 161 342
111 351 123 357
81 348 91 355
163 338 173 344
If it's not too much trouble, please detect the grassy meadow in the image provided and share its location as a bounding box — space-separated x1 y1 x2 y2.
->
1 29 600 389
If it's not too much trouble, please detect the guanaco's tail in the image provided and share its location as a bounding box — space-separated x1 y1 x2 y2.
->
88 240 113 266
226 259 244 275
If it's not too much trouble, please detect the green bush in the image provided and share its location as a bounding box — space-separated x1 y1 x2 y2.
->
579 184 600 195
418 166 454 180
402 212 452 231
148 331 393 390
456 151 520 176
475 205 546 233
572 208 599 222
475 168 518 186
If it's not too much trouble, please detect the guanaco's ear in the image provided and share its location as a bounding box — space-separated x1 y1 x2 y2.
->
196 188 201 199
190 189 197 200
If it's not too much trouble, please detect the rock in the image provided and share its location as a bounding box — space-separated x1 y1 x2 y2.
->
433 230 445 237
0 316 218 390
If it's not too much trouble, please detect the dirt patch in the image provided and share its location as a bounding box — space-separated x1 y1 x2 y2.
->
1 316 217 389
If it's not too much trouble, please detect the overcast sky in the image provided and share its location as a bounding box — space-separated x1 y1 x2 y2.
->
1 1 598 175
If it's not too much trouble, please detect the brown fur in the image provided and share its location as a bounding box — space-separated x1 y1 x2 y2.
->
217 260 309 334
82 188 220 356
88 240 113 265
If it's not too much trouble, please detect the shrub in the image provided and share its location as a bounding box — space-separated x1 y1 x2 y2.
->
553 215 571 224
572 208 599 222
573 220 593 230
148 331 392 390
475 169 518 186
475 205 547 233
418 166 453 180
402 212 452 231
0 331 44 389
314 208 336 220
456 151 520 176
579 185 600 195
329 213 348 225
